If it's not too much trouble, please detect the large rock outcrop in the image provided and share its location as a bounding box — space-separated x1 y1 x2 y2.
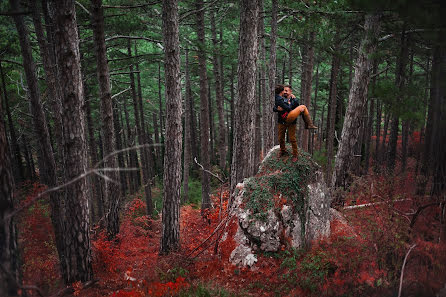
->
222 145 331 267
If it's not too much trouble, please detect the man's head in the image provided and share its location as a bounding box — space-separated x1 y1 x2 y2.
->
275 84 285 95
283 85 293 98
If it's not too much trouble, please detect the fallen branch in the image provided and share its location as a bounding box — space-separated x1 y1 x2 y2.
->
5 143 163 220
398 244 417 297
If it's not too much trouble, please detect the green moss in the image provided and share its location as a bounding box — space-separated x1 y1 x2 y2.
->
241 145 319 230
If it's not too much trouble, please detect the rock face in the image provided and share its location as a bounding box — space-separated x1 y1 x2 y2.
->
224 145 331 267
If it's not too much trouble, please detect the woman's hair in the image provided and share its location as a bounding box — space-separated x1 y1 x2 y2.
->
275 84 284 94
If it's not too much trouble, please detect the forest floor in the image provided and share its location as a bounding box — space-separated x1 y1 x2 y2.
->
16 142 446 297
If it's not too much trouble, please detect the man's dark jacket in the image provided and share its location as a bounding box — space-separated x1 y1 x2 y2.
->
274 94 300 124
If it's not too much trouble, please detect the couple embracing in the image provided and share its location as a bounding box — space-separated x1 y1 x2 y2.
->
274 84 317 162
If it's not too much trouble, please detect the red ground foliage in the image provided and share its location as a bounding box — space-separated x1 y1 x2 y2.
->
15 131 446 296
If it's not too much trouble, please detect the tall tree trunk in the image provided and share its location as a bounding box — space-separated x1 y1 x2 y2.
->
134 43 154 181
112 103 128 195
264 0 277 153
363 62 377 174
22 134 35 179
158 62 165 168
183 49 192 203
211 11 226 170
401 50 415 173
0 63 24 182
326 38 341 182
0 92 20 296
160 0 182 254
91 0 122 236
332 13 381 192
387 27 409 173
153 113 161 173
127 39 153 216
122 94 140 193
420 37 446 196
52 0 92 283
301 31 316 152
311 62 320 155
230 0 258 192
258 0 272 156
229 64 235 167
85 94 104 221
10 0 68 279
195 0 211 213
208 85 215 164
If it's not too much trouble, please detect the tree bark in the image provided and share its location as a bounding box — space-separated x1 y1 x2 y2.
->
10 0 67 279
301 31 316 152
52 0 92 283
0 63 24 182
135 43 155 181
128 39 153 216
387 27 409 173
183 49 192 203
326 36 341 182
0 92 20 296
91 0 122 236
230 0 258 192
211 11 226 170
160 0 182 254
153 113 161 173
195 0 211 213
264 0 277 153
332 13 381 192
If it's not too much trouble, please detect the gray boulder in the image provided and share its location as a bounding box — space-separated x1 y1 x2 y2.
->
224 145 331 267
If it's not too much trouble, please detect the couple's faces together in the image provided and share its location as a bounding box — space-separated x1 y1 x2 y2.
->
282 87 293 98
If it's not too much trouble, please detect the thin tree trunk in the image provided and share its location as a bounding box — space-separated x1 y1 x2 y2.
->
153 113 161 173
311 62 319 155
211 11 226 170
134 43 154 181
91 0 122 235
158 62 165 168
326 39 341 182
387 27 409 173
22 134 35 179
374 96 382 170
85 94 104 221
0 63 24 182
379 112 390 166
52 0 92 283
112 97 128 196
183 49 192 203
230 0 258 192
160 0 182 254
127 39 153 216
363 62 376 174
264 0 277 153
301 31 316 152
332 13 381 192
195 0 211 213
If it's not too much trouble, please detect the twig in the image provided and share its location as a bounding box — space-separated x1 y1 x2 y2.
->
111 87 131 99
398 244 416 297
75 1 91 15
193 157 225 183
5 144 162 220
105 35 161 43
103 3 159 9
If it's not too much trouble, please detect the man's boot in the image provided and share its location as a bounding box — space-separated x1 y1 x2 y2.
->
302 110 317 130
279 150 289 157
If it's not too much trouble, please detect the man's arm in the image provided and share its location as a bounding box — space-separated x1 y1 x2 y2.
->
275 96 292 112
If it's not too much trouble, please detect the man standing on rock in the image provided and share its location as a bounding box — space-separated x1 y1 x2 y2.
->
274 84 317 161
